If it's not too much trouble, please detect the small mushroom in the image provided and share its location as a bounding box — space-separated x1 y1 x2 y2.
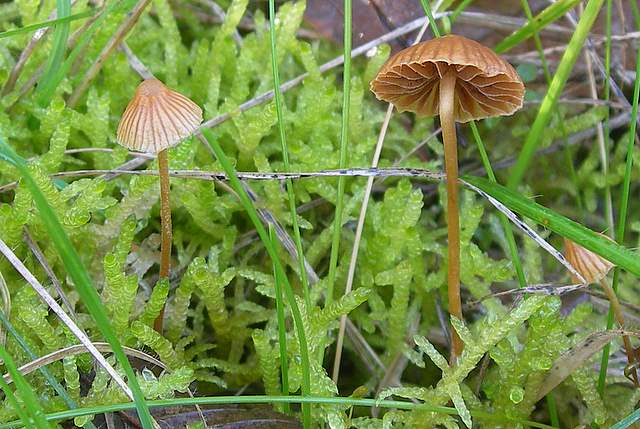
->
117 79 203 333
370 35 525 362
563 237 638 385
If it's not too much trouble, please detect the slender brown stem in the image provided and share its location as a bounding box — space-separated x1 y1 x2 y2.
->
598 279 639 386
155 149 172 333
439 69 463 363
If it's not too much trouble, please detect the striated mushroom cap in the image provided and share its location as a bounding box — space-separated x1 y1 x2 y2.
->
370 35 525 122
564 237 615 284
117 79 203 153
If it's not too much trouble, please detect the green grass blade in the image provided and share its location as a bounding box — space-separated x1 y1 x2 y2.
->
0 345 51 429
419 0 441 37
519 0 584 217
469 122 526 288
610 409 640 429
0 138 154 429
0 395 557 429
506 0 605 188
35 0 71 107
200 129 311 429
462 175 640 276
326 0 352 307
597 17 640 395
0 10 93 39
267 0 311 311
35 0 136 106
495 0 581 53
0 379 32 429
269 225 290 414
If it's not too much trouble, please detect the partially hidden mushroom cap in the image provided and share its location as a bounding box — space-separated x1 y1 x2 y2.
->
117 79 203 153
563 237 615 284
370 34 525 122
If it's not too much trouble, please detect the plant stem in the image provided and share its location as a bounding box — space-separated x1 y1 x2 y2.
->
155 148 172 333
269 225 290 414
268 0 311 311
598 21 640 395
439 70 463 361
598 279 638 385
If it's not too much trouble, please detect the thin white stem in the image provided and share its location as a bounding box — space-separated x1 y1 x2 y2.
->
332 16 432 383
0 238 134 399
331 104 394 382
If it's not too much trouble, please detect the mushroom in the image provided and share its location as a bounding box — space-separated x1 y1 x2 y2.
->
564 237 638 385
117 79 203 333
370 35 525 361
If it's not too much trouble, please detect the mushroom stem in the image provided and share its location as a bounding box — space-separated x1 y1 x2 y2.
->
598 279 639 386
155 148 172 333
439 69 463 362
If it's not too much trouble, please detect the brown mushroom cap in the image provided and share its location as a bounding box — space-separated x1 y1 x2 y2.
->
564 236 614 284
117 79 203 153
370 35 525 122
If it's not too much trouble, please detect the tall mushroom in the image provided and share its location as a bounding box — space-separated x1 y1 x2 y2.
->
370 35 524 361
117 79 203 333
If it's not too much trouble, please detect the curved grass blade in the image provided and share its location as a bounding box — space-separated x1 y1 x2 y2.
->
0 10 93 39
0 138 154 429
462 175 640 277
0 345 50 429
0 395 557 429
494 0 581 53
506 0 605 188
35 0 71 107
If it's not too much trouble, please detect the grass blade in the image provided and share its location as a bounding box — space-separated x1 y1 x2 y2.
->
494 0 581 53
267 0 311 310
462 175 640 277
0 345 51 429
0 138 154 429
0 395 558 429
35 0 137 106
35 0 71 107
506 0 605 188
269 225 290 414
199 130 312 429
326 0 352 307
0 10 93 39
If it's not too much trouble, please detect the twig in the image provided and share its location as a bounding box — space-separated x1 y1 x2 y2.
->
0 237 133 399
461 179 587 284
0 167 446 193
67 0 151 108
119 42 154 80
